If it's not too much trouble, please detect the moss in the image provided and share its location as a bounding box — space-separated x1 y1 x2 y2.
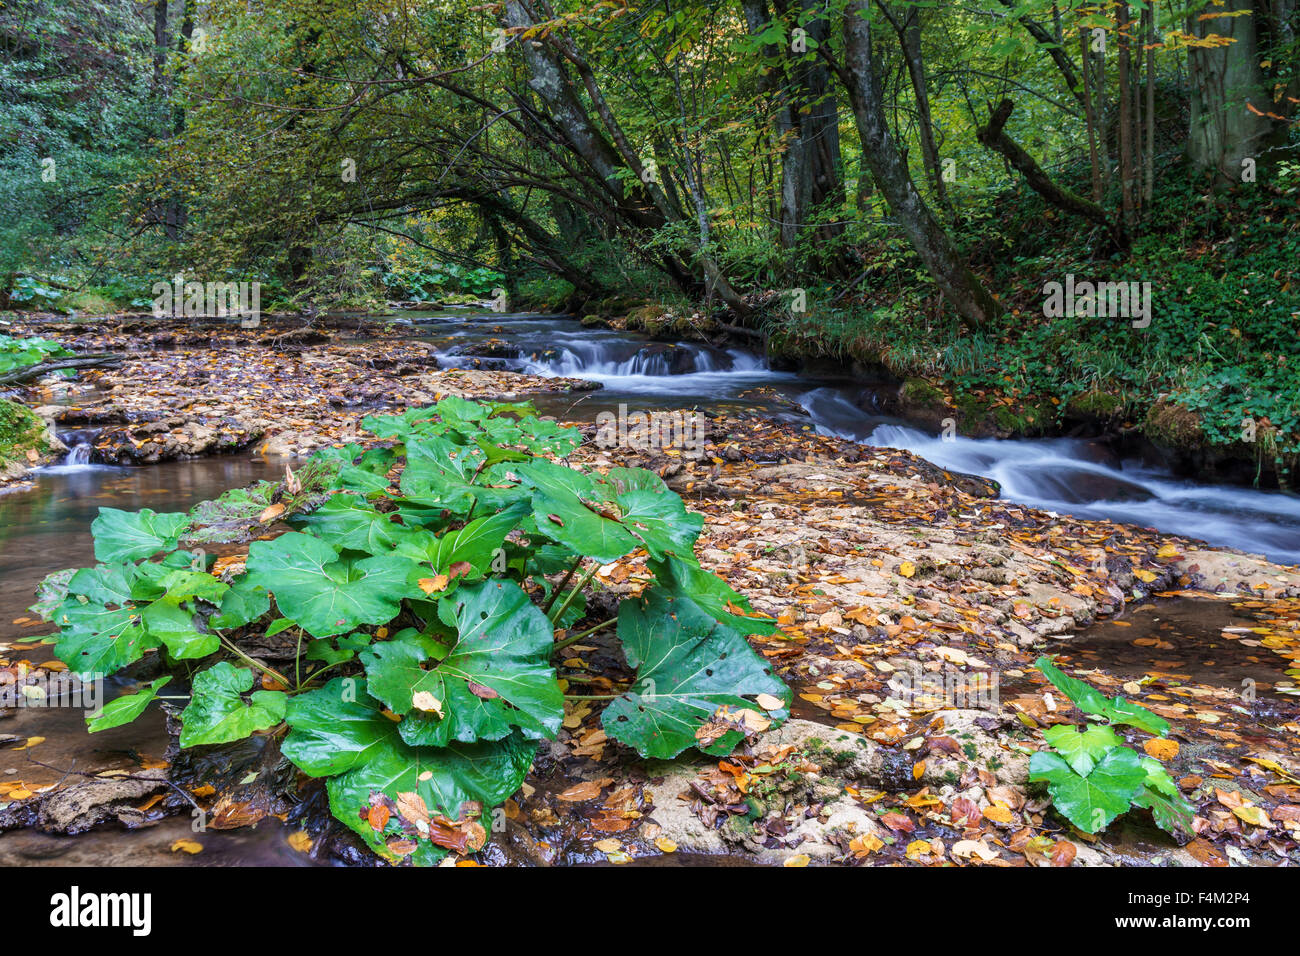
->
1067 388 1124 418
67 291 119 315
1144 400 1204 449
623 303 670 333
992 400 1051 433
0 398 49 466
900 377 945 408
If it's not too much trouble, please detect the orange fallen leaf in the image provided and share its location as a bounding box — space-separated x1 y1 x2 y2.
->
1143 738 1179 761
418 575 449 594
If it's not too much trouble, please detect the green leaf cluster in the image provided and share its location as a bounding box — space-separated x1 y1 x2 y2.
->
38 397 787 863
1028 656 1193 838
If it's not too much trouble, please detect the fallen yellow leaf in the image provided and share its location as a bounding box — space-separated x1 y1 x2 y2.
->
418 575 449 595
1143 738 1179 761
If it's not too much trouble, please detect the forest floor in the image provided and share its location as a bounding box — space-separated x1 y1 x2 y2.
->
1 320 1298 867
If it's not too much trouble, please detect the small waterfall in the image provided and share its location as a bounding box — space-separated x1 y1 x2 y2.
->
46 428 102 471
65 443 93 466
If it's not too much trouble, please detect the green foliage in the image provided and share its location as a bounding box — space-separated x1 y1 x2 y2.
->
1029 656 1193 838
0 397 52 465
38 397 787 863
0 333 71 375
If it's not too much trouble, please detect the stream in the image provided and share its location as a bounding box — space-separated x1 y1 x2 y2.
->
414 308 1300 566
1 308 1298 865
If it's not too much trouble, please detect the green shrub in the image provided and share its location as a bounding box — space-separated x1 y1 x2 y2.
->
34 396 790 864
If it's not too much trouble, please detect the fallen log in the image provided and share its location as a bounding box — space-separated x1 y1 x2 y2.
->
0 352 123 386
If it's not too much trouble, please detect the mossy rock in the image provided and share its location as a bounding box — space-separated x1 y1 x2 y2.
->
623 303 670 333
991 399 1053 435
1143 400 1204 450
899 377 946 409
579 314 608 328
1066 388 1125 421
0 398 54 474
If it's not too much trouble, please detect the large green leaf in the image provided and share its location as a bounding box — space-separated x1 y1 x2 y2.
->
325 731 535 865
178 662 287 747
1029 747 1148 833
141 595 220 659
91 508 190 562
1134 756 1195 836
88 677 171 733
363 579 562 746
244 532 421 637
1042 723 1124 776
389 502 527 574
210 578 271 629
52 565 157 679
518 459 641 563
1035 656 1170 736
647 554 779 635
400 435 525 515
283 677 403 776
602 590 790 759
157 568 229 603
616 488 704 559
290 493 398 553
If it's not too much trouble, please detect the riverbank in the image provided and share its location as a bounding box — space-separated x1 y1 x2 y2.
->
0 315 599 488
1 339 1298 866
570 171 1300 492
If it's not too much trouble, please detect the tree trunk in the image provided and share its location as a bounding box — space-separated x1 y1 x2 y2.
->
745 0 846 257
1144 4 1155 206
502 1 750 315
896 8 950 214
836 2 997 328
976 99 1125 248
1186 0 1284 179
153 0 168 92
1117 3 1135 229
1080 27 1103 202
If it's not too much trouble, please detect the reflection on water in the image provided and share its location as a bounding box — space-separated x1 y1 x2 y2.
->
0 456 286 631
0 815 321 867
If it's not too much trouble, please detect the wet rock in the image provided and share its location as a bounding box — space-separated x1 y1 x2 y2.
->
447 339 520 360
641 761 728 856
0 768 169 835
96 414 264 463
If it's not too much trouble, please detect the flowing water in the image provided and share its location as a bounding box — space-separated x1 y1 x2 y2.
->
2 309 1298 864
407 308 1300 565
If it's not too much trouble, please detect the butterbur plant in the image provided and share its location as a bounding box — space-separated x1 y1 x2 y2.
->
33 396 790 864
1028 656 1193 839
